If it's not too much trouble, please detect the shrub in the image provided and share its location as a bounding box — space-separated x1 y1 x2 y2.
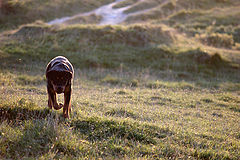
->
233 43 240 50
233 26 240 43
0 0 24 14
197 33 234 48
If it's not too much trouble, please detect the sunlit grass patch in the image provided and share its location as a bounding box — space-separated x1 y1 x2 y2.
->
101 74 122 85
197 33 234 49
0 98 50 123
16 74 45 86
71 116 173 144
105 108 138 119
146 80 196 90
0 118 89 159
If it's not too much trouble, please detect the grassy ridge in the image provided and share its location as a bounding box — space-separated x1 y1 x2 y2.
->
1 23 237 71
125 0 240 50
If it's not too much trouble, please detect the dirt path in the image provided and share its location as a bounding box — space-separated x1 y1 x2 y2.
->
48 0 148 25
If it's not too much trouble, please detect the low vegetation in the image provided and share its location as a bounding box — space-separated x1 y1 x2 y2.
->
0 0 114 30
0 0 240 159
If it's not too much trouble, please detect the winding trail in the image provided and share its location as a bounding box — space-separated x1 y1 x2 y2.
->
48 0 148 25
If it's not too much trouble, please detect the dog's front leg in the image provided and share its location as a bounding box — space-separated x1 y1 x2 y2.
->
48 85 62 110
63 84 71 118
47 85 54 109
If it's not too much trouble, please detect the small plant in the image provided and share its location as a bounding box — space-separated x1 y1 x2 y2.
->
101 75 122 85
130 79 138 87
105 108 137 119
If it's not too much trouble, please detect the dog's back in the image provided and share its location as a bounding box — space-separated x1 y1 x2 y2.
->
46 56 74 75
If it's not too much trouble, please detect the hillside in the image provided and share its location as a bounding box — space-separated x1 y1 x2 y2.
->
0 0 240 159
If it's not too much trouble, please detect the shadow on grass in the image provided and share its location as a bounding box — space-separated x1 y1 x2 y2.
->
0 106 51 123
6 119 57 158
0 98 56 123
71 117 173 144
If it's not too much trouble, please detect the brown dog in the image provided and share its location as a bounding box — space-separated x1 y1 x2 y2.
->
46 56 74 118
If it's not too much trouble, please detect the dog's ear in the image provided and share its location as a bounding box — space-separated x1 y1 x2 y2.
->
65 71 73 80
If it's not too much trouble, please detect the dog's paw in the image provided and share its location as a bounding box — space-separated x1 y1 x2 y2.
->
53 103 63 110
59 103 64 108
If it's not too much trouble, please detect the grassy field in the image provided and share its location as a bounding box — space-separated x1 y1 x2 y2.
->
1 0 240 159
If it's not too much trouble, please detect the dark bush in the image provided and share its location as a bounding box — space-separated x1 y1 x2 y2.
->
197 33 234 48
0 0 24 14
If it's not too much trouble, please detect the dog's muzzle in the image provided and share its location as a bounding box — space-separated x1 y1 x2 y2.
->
54 86 65 94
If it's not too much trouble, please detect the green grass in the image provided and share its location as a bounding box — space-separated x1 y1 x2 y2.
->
0 71 240 159
0 23 240 159
1 0 240 159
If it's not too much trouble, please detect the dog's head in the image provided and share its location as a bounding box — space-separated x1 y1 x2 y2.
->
47 70 72 94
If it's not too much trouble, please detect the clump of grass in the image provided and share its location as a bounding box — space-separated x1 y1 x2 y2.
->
0 72 15 86
101 75 139 87
115 90 128 95
146 80 195 90
105 108 138 119
192 149 232 160
181 48 229 68
197 33 234 48
101 75 122 85
233 43 240 50
168 9 205 23
130 79 138 87
233 26 240 43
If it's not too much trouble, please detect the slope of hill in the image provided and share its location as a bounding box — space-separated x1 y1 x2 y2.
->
0 0 115 30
